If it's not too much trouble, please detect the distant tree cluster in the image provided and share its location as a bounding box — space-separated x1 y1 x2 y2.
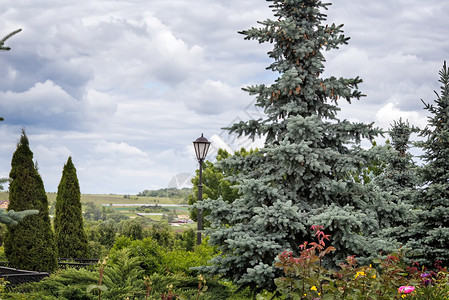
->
135 205 170 213
137 187 191 199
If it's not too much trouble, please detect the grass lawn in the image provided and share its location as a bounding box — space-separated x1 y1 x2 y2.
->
147 215 163 221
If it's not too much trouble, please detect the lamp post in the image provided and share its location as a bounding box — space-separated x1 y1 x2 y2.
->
193 133 211 245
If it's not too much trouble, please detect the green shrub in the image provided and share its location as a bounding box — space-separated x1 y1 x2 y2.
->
6 249 145 300
6 267 98 298
109 236 165 274
162 244 216 276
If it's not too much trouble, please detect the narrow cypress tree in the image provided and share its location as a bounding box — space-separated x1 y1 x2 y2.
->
54 157 89 259
409 62 449 266
5 130 58 272
198 0 384 291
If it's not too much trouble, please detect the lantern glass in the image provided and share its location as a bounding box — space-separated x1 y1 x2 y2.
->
193 134 211 161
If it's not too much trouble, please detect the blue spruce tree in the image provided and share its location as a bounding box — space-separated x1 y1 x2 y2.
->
370 119 418 246
409 62 449 266
198 0 386 292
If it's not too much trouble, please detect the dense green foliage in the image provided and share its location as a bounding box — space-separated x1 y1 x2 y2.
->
409 62 449 266
372 120 418 245
109 236 216 275
54 157 89 259
4 231 222 299
83 202 129 222
350 141 388 185
83 206 197 258
118 219 144 240
5 130 58 272
197 0 387 291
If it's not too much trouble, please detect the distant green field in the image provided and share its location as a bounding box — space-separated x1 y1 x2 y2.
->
0 192 193 226
0 192 188 206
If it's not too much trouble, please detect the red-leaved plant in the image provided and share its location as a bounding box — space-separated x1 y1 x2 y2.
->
270 226 449 299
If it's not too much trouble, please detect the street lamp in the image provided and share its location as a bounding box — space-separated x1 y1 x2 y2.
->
193 133 211 245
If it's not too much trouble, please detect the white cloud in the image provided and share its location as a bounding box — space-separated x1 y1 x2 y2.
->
34 144 72 159
0 80 84 128
93 141 148 157
375 102 428 130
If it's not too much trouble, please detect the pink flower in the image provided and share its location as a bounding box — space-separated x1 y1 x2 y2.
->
398 286 415 294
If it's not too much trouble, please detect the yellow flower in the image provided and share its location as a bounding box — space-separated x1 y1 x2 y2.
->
355 271 366 279
310 286 317 291
371 274 376 279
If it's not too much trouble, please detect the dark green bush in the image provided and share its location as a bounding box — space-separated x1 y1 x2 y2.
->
109 236 165 274
162 244 216 276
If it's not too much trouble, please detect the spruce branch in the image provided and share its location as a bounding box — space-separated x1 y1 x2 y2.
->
0 28 22 51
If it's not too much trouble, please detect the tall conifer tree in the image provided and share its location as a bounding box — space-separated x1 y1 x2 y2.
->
409 62 449 266
5 130 57 271
371 119 418 245
1 29 39 226
54 157 89 259
198 0 384 291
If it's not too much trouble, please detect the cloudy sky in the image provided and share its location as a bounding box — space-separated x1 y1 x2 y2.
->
1 0 448 194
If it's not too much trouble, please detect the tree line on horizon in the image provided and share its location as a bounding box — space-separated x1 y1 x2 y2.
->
137 187 192 199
